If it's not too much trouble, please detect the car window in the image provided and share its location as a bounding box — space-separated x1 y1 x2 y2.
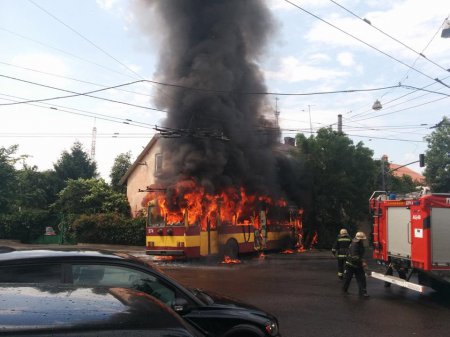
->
0 264 62 283
71 264 176 305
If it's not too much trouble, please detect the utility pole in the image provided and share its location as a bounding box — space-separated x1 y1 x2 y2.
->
274 97 280 128
338 114 342 133
274 97 281 142
307 105 313 135
91 119 97 160
381 155 387 191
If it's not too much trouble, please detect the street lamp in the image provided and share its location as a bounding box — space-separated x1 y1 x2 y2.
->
372 99 383 110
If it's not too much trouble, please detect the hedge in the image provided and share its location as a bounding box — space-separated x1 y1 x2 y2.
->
72 213 146 246
0 209 54 243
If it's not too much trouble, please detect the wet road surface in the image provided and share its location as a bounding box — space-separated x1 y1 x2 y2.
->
154 252 450 337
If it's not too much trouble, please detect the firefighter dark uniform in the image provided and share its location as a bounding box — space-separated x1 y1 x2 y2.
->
331 229 351 279
343 232 369 297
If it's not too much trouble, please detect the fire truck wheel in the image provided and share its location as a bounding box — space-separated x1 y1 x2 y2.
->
223 239 239 260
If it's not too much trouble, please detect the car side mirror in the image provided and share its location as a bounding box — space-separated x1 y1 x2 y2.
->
171 297 190 314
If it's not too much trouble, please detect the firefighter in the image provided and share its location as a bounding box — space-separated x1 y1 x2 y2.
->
331 228 352 279
342 231 369 297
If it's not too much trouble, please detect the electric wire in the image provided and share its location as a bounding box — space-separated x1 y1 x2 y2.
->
2 72 449 108
346 74 450 121
28 0 142 80
0 60 158 100
344 16 450 121
0 27 137 81
352 95 449 122
0 75 168 113
284 0 450 89
0 93 156 130
329 0 450 73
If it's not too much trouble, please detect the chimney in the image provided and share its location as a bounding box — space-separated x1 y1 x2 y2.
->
284 137 295 146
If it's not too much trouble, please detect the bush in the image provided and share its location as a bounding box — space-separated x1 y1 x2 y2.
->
0 209 54 243
72 213 146 245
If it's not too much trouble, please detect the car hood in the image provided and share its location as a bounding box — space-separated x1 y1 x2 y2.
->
193 289 276 321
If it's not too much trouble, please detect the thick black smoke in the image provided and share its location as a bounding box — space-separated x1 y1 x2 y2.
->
135 0 282 197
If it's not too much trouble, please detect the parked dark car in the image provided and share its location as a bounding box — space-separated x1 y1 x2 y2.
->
0 284 205 336
0 249 280 337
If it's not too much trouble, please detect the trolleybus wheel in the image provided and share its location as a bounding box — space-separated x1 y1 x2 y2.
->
223 239 239 260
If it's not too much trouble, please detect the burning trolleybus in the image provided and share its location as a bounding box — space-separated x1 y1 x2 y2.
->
143 180 303 259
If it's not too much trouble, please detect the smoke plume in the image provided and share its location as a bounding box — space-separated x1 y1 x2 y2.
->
134 0 282 197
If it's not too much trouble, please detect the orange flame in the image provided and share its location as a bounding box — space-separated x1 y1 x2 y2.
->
310 230 319 249
142 179 288 230
221 256 241 264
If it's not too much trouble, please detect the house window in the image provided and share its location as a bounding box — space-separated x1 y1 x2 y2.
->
155 153 163 175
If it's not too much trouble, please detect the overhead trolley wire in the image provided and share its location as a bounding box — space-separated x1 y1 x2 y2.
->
329 0 450 73
28 0 142 80
284 0 450 89
0 75 168 113
0 61 158 100
26 0 175 101
2 72 448 107
0 27 137 81
0 92 156 130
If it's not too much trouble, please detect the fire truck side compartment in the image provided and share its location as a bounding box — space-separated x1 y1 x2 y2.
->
387 207 411 259
431 207 450 266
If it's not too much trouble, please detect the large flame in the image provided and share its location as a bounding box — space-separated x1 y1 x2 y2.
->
142 179 288 230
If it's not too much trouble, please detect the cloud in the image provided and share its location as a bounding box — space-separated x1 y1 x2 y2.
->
337 52 355 67
12 53 69 76
6 53 71 95
265 55 349 82
267 0 329 11
96 0 121 10
304 0 449 62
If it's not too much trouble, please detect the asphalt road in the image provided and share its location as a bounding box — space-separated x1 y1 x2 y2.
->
154 252 450 337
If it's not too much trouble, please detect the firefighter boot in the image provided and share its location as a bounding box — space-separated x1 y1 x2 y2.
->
359 291 369 298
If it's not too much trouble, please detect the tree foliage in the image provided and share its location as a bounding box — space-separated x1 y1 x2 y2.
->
53 142 98 188
294 128 378 247
110 151 132 193
15 165 61 209
52 178 130 216
423 117 450 192
0 145 18 213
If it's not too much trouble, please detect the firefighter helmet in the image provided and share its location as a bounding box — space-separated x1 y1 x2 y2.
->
339 229 348 235
355 231 367 240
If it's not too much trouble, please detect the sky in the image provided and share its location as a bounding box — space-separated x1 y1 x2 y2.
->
1 0 449 181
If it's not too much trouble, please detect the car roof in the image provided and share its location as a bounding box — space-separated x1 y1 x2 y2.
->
0 248 137 263
0 284 202 336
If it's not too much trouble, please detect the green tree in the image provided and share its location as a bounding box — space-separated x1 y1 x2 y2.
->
388 174 419 194
110 151 132 193
53 142 98 189
295 128 378 247
53 178 130 216
423 117 450 192
15 165 60 209
0 145 19 213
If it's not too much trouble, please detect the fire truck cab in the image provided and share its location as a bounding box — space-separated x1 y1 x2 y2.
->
370 190 450 292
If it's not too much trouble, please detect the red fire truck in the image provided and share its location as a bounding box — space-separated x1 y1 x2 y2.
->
369 190 450 292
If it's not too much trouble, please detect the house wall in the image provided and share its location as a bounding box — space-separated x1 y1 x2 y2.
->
126 141 164 217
